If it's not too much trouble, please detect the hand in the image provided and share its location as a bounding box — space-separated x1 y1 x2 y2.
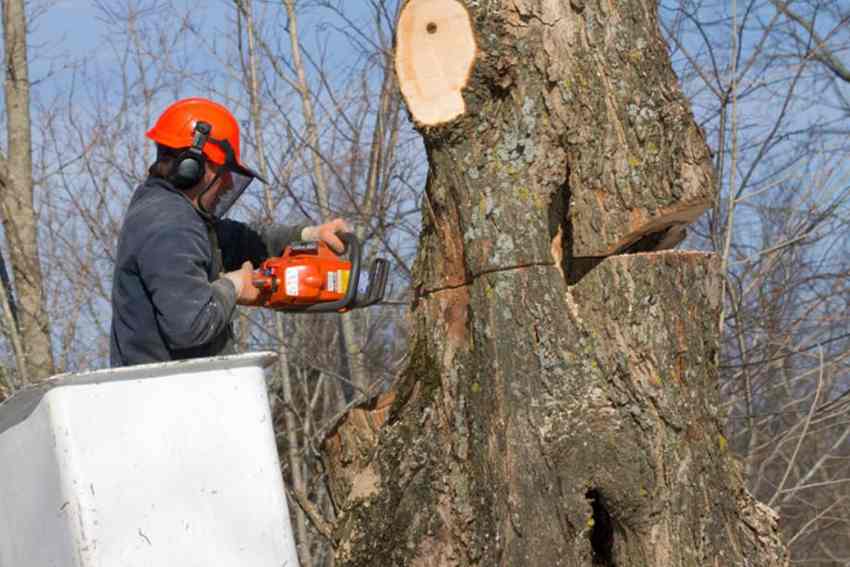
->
223 261 263 305
302 218 351 253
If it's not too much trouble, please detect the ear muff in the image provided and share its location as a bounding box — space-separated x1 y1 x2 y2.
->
170 121 212 190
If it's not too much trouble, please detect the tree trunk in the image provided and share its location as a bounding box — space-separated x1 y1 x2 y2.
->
322 0 789 565
1 0 54 381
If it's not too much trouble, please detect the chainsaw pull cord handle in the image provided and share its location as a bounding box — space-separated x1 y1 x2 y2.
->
301 232 361 313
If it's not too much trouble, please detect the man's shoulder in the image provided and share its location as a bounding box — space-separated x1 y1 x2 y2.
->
126 178 202 227
119 179 209 256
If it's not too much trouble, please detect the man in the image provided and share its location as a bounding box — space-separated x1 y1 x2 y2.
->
110 97 347 367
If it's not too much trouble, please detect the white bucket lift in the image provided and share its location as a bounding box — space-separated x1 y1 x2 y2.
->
0 352 300 567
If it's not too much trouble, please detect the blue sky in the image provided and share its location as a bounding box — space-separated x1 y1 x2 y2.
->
33 1 102 54
26 0 386 108
29 1 231 79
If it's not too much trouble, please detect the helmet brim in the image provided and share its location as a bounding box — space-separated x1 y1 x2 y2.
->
207 135 267 185
231 162 268 185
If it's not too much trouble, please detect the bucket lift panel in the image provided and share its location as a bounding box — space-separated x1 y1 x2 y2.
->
0 352 300 567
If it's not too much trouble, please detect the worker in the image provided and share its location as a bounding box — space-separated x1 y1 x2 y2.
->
110 97 347 367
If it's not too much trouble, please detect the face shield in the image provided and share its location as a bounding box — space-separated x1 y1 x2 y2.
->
207 169 255 218
200 137 267 219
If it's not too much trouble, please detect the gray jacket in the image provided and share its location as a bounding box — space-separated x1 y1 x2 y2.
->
110 177 303 367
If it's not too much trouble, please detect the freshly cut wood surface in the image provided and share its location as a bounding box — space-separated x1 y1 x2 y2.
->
395 0 476 125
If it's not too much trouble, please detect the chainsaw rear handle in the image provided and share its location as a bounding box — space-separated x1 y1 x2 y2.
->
298 232 361 313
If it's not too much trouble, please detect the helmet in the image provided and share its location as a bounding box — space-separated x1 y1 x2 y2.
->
146 97 266 217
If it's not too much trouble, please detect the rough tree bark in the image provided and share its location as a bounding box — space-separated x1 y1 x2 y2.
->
1 0 55 382
321 0 789 565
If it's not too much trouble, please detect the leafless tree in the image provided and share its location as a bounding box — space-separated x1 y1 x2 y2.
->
0 0 55 386
197 2 420 563
661 0 850 563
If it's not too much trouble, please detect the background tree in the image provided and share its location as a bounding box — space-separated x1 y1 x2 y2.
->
0 0 54 385
191 1 420 563
661 0 850 563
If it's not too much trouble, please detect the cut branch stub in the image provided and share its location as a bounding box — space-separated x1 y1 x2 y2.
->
395 0 477 126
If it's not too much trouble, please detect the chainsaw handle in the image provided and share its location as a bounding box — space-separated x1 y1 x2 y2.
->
300 232 361 313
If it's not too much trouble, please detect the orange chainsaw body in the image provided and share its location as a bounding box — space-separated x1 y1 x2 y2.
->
252 242 351 309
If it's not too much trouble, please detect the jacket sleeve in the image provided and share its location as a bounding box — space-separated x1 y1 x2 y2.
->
137 222 238 350
216 219 308 270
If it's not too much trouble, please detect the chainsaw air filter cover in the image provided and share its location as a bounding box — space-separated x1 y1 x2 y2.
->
252 233 388 313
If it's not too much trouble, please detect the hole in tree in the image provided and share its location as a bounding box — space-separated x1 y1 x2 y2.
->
586 489 615 566
426 22 438 34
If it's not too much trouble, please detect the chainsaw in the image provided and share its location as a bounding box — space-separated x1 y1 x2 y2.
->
251 233 388 313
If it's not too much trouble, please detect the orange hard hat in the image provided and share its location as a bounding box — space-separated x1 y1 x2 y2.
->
145 97 265 182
